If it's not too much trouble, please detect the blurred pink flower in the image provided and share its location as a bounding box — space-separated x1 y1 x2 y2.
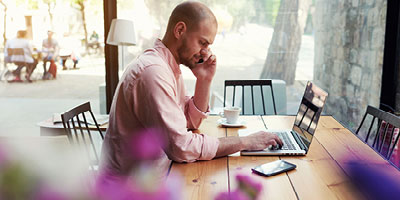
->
128 128 166 161
236 174 263 199
34 184 68 200
0 145 9 167
215 175 262 200
93 170 180 200
215 190 250 200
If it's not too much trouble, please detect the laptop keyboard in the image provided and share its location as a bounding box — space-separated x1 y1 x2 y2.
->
275 132 296 150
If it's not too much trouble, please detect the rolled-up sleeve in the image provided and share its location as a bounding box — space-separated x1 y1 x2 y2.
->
185 96 209 129
133 65 219 162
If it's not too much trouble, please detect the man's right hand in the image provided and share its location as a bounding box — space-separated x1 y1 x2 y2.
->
215 131 283 158
241 131 283 151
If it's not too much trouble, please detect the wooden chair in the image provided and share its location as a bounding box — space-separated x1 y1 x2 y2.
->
356 105 400 164
223 80 277 115
5 48 25 69
61 102 105 170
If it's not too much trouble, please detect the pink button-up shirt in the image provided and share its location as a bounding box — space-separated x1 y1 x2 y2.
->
101 39 219 175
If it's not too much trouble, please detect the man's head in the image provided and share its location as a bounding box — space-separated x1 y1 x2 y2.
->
16 30 27 39
47 30 54 39
162 1 218 69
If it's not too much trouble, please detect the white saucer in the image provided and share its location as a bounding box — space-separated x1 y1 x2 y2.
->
217 118 246 128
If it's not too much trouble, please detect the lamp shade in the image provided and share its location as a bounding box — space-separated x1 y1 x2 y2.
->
106 19 136 46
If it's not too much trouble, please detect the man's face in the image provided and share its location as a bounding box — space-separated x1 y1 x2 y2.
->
177 19 217 69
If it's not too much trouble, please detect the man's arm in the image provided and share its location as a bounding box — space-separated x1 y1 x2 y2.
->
192 49 217 112
215 131 283 158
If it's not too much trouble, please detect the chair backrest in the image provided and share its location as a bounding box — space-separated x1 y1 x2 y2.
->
294 96 319 133
61 102 105 170
224 79 277 115
6 48 26 66
356 105 400 162
7 48 24 56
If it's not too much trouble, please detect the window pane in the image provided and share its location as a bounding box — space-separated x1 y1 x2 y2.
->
117 0 387 132
0 0 105 136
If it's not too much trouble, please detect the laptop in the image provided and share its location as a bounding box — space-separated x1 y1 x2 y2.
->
240 81 328 156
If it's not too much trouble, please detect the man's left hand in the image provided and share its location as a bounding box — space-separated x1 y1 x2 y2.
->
191 49 217 82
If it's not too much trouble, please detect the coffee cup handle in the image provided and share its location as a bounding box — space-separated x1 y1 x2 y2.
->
219 112 224 118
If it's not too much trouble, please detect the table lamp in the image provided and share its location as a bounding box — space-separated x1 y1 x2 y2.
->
106 18 136 73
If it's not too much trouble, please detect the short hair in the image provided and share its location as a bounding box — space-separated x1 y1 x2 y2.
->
17 30 27 38
166 1 217 33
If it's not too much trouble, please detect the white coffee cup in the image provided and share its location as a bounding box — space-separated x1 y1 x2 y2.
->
220 107 241 124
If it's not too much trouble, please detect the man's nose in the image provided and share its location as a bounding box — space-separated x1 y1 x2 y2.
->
200 49 208 56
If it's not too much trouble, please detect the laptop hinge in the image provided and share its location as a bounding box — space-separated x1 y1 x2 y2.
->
291 130 308 151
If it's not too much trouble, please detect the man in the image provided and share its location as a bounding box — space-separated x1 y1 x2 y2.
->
42 30 59 79
4 30 37 82
101 1 282 175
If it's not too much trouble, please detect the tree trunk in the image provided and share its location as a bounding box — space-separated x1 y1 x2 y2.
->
260 0 311 85
46 3 54 29
79 2 88 50
0 1 7 47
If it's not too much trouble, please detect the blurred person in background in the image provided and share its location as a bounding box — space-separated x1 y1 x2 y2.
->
59 32 80 70
42 30 59 79
4 30 38 82
88 30 100 54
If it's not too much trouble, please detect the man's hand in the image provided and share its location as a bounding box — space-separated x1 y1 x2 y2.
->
241 131 283 151
215 131 283 158
191 49 216 82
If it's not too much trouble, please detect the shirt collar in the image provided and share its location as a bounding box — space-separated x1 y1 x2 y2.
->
154 39 181 76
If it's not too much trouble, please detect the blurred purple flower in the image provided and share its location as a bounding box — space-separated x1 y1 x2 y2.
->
0 145 9 167
34 184 67 200
236 174 262 200
215 175 262 200
128 128 166 161
93 170 180 200
347 161 400 199
215 190 250 200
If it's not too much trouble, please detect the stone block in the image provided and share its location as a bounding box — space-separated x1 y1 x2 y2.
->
369 7 379 26
346 83 355 100
358 50 369 67
350 49 358 63
333 60 342 77
353 31 360 48
360 28 371 49
366 0 375 7
368 50 377 68
341 62 351 77
360 73 372 91
350 65 362 85
352 0 359 7
341 31 349 46
371 29 384 49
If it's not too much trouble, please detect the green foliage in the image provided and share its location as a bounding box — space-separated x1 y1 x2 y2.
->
0 162 38 200
15 0 39 10
143 0 282 32
43 0 56 4
263 0 281 26
73 0 85 4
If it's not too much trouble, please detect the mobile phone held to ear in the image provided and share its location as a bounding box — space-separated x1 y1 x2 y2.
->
251 160 296 176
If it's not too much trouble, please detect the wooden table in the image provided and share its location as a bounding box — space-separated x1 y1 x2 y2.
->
163 115 400 199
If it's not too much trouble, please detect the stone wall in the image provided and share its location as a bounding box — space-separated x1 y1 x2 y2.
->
314 0 387 130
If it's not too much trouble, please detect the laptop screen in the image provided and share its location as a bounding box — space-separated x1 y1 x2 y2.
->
291 81 328 152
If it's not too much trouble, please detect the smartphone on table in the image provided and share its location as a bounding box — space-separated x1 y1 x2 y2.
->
251 160 296 176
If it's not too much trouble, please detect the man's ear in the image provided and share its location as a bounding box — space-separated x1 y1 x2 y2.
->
174 21 186 39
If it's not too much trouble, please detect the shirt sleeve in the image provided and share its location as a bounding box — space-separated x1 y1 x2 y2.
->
132 65 219 162
184 96 209 129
